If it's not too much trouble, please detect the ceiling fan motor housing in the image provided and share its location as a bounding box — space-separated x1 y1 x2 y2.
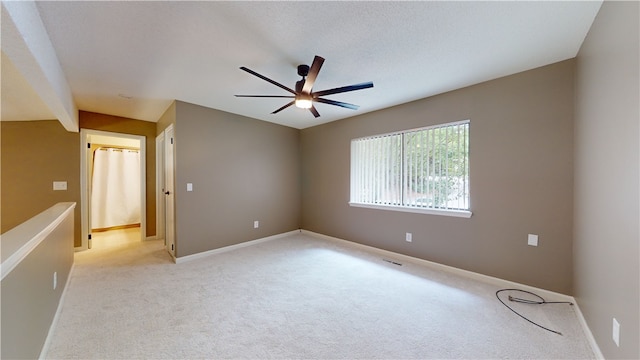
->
297 64 310 77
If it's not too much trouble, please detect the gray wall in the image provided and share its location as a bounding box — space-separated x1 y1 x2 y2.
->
301 60 575 294
1 212 75 359
173 101 301 257
574 1 640 359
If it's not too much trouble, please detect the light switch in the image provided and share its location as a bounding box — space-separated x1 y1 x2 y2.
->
53 181 67 191
187 183 193 192
613 318 620 347
528 234 539 246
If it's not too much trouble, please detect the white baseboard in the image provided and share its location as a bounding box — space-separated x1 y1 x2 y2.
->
300 229 603 359
145 235 158 241
39 262 75 359
174 230 301 264
51 229 605 359
573 300 605 359
302 230 572 300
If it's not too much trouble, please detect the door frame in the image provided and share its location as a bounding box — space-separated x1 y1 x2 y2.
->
155 131 166 244
79 129 147 251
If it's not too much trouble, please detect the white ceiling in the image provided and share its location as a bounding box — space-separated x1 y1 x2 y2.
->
2 1 602 130
1 50 55 121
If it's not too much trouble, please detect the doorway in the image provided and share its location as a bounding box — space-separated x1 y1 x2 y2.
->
80 129 146 251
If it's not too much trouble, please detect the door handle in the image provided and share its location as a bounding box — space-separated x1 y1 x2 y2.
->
165 191 171 195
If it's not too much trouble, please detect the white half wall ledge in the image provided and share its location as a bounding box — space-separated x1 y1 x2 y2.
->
1 1 78 132
0 202 76 281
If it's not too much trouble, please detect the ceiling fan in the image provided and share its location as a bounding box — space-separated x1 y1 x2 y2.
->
235 55 373 118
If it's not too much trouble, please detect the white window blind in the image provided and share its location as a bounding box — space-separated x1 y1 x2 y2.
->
350 120 470 217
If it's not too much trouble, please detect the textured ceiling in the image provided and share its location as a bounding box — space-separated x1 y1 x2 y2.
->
3 1 602 129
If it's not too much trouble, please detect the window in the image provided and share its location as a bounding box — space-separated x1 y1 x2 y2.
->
350 120 471 218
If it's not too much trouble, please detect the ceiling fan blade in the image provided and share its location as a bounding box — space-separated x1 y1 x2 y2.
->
312 81 374 97
240 67 296 95
235 95 294 98
271 101 295 114
315 97 360 110
309 105 320 118
301 56 325 94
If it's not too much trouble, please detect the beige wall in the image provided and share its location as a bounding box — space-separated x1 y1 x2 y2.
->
1 210 74 359
1 120 81 243
172 101 301 257
574 1 639 358
1 113 158 246
301 60 575 294
80 111 157 237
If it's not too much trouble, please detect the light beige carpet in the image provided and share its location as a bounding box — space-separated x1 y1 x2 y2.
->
44 230 595 359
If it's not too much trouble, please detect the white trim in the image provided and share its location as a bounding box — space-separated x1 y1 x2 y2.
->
573 302 605 359
39 262 75 359
1 203 76 280
349 202 472 218
301 229 602 357
155 131 166 244
302 230 570 300
79 128 89 251
39 227 603 358
162 125 176 257
80 129 147 251
145 236 158 241
174 230 301 264
1 1 78 132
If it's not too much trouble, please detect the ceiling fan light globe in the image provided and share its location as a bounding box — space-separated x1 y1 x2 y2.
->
295 98 313 109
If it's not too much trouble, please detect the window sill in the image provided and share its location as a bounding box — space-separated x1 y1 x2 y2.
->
349 202 472 218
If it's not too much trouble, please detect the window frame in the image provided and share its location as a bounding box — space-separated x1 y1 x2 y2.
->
349 120 472 218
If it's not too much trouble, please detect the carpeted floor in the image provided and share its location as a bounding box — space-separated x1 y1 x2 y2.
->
44 230 595 359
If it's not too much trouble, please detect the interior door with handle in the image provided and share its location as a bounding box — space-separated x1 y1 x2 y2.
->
164 125 176 258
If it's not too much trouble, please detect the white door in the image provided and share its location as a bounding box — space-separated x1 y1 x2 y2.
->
164 125 176 257
86 136 94 249
155 132 165 243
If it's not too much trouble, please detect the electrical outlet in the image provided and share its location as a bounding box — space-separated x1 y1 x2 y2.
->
527 234 538 246
254 221 259 229
53 272 57 290
186 183 193 192
612 318 620 347
405 232 412 242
